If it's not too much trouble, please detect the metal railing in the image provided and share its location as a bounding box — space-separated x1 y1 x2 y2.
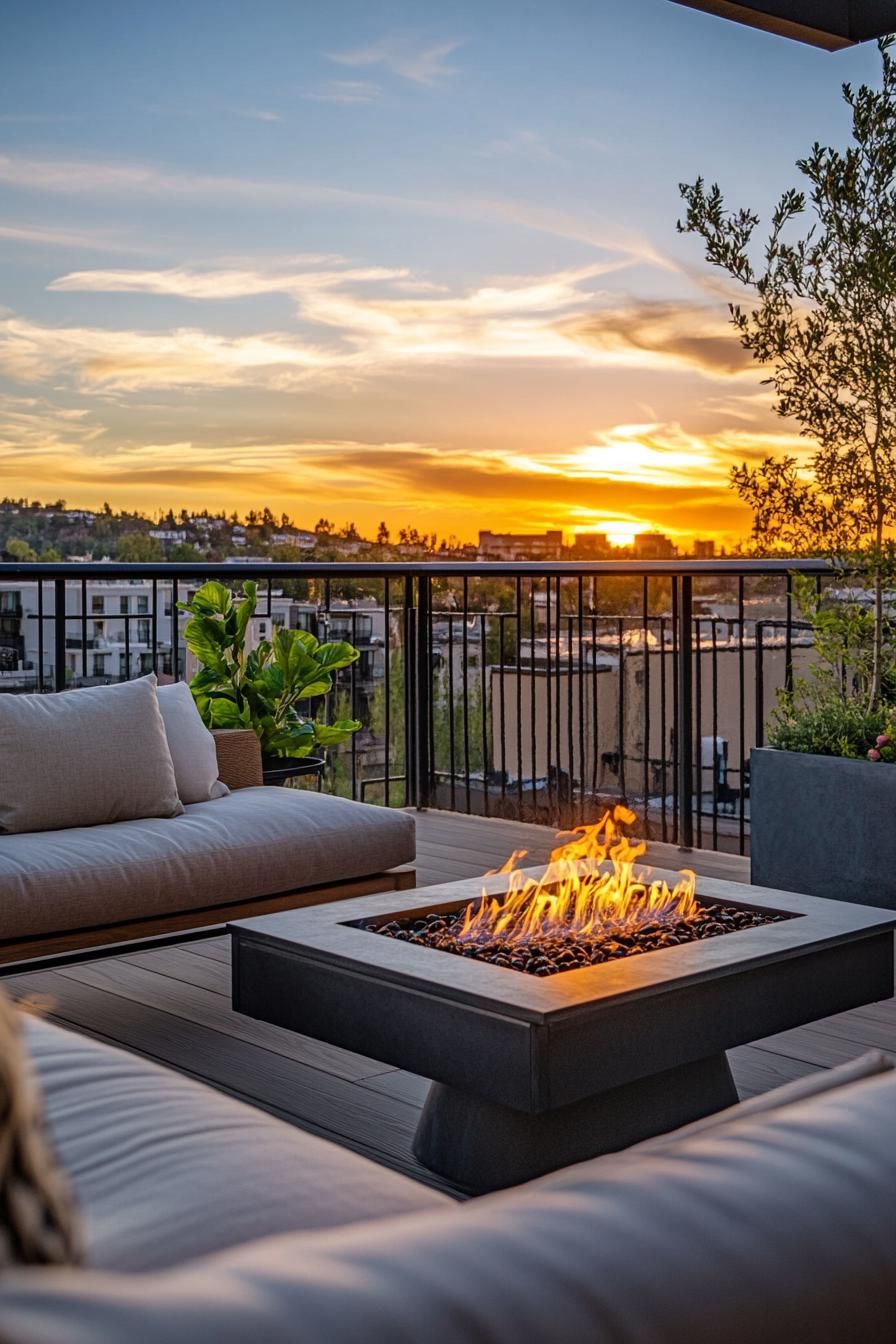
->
0 558 834 854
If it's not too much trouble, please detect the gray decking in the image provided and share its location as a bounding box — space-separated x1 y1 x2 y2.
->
7 811 896 1196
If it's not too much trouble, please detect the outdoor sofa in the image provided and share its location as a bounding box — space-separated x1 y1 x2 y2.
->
1 1011 894 1342
0 676 415 963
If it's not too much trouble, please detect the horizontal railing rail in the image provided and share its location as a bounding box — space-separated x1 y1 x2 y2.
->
0 557 839 855
0 558 837 579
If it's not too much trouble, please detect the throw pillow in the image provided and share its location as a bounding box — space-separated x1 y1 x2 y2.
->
156 682 229 805
0 675 183 834
0 992 82 1268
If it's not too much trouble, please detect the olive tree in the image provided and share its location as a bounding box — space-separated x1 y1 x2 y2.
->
678 37 896 708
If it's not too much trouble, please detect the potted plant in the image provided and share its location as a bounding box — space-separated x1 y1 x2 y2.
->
179 580 361 785
744 576 896 908
678 41 896 909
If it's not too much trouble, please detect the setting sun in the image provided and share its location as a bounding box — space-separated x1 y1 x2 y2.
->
603 523 638 547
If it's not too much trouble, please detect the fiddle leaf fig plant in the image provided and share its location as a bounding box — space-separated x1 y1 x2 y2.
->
178 579 361 759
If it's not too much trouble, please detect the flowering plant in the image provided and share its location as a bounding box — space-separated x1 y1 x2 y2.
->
867 717 896 762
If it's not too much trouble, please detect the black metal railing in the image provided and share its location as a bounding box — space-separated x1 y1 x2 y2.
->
0 558 833 854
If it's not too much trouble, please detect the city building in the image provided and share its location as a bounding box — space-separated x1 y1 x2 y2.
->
632 532 677 559
693 539 716 559
270 531 317 550
573 533 611 557
478 530 565 561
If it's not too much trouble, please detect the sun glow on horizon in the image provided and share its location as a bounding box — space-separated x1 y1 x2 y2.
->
603 522 639 547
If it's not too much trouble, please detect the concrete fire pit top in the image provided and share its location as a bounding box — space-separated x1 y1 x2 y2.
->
232 861 896 1026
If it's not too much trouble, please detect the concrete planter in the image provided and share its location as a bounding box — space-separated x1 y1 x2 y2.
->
750 747 896 910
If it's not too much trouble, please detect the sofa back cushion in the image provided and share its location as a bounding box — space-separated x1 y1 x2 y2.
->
2 1064 895 1343
156 682 229 805
0 677 183 834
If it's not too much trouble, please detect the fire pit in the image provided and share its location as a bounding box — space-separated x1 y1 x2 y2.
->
368 808 787 974
230 817 896 1194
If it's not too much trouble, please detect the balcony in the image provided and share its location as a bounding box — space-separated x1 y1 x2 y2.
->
0 550 894 1326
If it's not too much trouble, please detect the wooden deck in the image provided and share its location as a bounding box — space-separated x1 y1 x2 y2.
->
7 810 896 1196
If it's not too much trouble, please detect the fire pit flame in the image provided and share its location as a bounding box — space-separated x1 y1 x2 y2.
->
457 805 697 946
369 805 783 975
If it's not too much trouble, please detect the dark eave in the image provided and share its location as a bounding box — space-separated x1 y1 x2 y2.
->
669 1 896 50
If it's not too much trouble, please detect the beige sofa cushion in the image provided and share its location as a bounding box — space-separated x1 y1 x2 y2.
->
2 1058 894 1343
0 788 415 939
156 682 229 805
0 677 182 834
20 1016 448 1273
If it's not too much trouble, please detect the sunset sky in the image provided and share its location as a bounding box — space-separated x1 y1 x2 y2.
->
0 1 883 545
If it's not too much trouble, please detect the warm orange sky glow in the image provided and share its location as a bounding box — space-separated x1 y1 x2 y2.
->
1 2 877 547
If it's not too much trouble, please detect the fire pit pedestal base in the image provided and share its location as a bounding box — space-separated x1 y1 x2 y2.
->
413 1053 737 1192
231 864 896 1195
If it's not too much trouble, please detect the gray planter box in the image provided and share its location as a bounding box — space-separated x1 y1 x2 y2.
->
751 747 896 910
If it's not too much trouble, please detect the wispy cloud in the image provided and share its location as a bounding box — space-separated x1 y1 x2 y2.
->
1 260 754 399
238 107 282 122
0 316 359 392
0 393 105 466
479 130 556 163
302 80 380 105
328 34 463 87
47 262 409 301
0 152 668 267
558 300 754 377
38 261 643 381
0 220 156 255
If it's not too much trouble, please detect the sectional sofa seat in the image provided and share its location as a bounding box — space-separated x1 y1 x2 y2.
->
0 676 415 962
1 1015 895 1343
0 788 415 946
21 1015 448 1274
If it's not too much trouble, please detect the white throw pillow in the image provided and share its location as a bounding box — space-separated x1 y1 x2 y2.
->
0 676 183 834
156 681 229 805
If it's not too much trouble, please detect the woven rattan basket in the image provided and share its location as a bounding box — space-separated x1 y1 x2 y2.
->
212 729 263 790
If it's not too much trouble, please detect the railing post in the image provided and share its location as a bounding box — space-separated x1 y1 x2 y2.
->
402 576 417 808
170 578 179 681
53 578 66 692
415 573 433 810
755 622 766 749
677 574 694 851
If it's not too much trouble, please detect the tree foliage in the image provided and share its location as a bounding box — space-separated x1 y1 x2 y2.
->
679 37 896 705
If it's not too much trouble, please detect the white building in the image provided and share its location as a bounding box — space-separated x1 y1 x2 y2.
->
149 529 187 543
271 531 316 550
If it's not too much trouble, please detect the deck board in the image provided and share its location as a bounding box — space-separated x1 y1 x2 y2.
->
6 809 894 1196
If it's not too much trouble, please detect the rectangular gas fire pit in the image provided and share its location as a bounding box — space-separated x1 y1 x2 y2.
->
231 858 895 1193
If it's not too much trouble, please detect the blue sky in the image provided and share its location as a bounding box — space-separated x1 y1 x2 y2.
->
0 1 884 542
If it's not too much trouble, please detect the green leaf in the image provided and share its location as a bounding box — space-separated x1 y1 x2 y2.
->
272 629 320 687
295 677 332 701
187 581 232 617
182 618 230 675
189 667 223 694
315 640 361 671
312 718 361 746
234 582 258 645
208 698 244 729
258 664 285 696
294 630 320 654
264 719 316 757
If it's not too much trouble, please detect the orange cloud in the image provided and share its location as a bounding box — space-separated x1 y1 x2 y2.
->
0 412 791 545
